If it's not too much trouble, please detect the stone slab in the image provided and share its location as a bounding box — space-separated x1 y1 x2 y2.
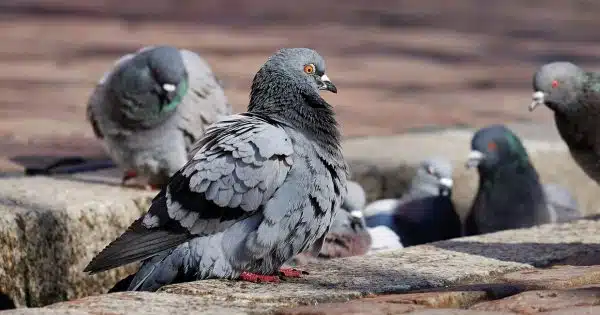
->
499 266 600 290
0 176 155 307
540 305 600 314
470 285 600 313
343 123 600 220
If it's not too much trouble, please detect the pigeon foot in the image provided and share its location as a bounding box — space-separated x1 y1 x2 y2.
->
278 268 308 278
238 271 280 283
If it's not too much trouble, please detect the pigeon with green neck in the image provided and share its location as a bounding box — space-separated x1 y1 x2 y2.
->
87 45 231 189
530 61 600 185
465 124 581 235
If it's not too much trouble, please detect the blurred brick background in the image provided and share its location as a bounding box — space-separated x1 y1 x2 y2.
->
1 0 600 169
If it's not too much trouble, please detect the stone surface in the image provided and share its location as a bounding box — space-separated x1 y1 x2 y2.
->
499 266 600 290
0 176 155 307
540 306 600 314
361 291 489 308
410 310 517 315
470 285 600 313
274 300 424 315
343 124 600 220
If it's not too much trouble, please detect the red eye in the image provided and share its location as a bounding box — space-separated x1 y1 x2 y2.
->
487 141 497 151
552 80 559 88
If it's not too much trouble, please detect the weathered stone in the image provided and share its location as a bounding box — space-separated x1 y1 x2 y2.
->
470 286 600 313
362 291 488 308
46 292 250 315
0 309 89 315
499 265 600 290
0 176 155 307
540 305 600 314
409 310 517 315
343 124 599 219
274 300 424 315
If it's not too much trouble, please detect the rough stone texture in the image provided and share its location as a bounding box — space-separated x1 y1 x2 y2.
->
0 309 90 315
274 300 425 315
499 266 600 290
540 306 600 314
0 176 155 307
410 310 517 315
470 285 600 313
361 291 489 308
343 124 600 219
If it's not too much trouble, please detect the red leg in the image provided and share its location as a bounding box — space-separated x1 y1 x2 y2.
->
238 271 280 283
148 184 161 191
121 170 138 184
278 268 308 278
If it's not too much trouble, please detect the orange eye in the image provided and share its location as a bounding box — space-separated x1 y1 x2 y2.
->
304 64 315 74
552 80 559 88
487 141 497 151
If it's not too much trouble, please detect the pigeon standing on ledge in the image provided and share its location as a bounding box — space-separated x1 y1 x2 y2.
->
84 48 347 291
87 45 231 189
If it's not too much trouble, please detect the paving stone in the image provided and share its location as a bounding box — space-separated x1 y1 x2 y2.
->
470 286 600 313
499 266 600 290
409 309 518 314
274 300 424 315
0 177 155 307
539 305 600 314
362 291 489 308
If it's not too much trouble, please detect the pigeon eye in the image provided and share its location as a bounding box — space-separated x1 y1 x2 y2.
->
552 80 559 88
303 64 316 74
487 141 497 151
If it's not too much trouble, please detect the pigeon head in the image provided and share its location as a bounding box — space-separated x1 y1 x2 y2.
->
111 46 188 126
466 125 530 173
248 48 337 113
411 157 454 197
530 62 585 113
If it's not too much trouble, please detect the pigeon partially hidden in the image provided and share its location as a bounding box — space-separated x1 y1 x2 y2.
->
465 124 581 236
87 45 232 189
543 183 582 223
84 48 347 291
363 157 461 247
288 181 372 266
530 61 600 185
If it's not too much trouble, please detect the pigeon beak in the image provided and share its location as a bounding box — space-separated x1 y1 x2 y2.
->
529 91 545 112
162 83 176 92
350 210 364 219
319 74 337 93
465 150 485 169
438 177 453 189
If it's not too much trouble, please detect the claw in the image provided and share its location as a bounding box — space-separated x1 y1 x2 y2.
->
278 268 308 278
238 271 280 283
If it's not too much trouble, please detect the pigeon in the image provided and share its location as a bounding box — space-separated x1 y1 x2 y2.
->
363 157 461 247
84 48 347 291
530 61 600 185
465 124 552 235
288 181 372 266
543 183 582 223
87 45 232 189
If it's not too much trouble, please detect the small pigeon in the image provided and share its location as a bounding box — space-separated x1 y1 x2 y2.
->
465 124 569 235
363 157 461 247
530 62 600 185
87 45 232 189
288 181 372 266
84 48 347 291
543 183 582 223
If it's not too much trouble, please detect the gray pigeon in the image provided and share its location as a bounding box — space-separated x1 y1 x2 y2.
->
543 183 582 223
87 45 232 189
363 157 461 247
84 48 347 291
465 125 558 235
530 62 600 185
288 181 371 266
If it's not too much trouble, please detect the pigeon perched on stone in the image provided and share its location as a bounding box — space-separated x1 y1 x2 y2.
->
530 61 600 185
363 157 461 247
288 181 371 266
465 125 552 235
84 48 347 291
87 45 231 189
543 183 582 223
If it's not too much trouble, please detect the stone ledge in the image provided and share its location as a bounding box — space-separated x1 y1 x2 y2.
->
344 124 600 219
20 218 600 315
0 176 155 307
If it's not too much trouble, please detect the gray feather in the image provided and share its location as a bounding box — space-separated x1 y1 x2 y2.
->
543 183 582 223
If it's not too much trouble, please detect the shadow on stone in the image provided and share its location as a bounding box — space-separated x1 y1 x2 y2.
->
0 292 16 310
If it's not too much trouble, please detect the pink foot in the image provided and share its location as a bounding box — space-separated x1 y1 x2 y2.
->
121 170 138 184
238 271 280 283
278 268 308 278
